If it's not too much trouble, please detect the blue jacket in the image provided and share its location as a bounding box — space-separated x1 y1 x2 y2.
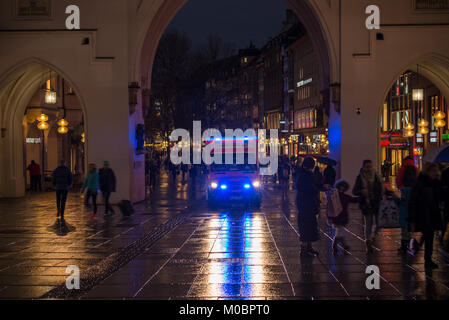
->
82 171 99 192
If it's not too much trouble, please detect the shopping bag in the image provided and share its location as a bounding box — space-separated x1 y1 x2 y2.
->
378 199 400 228
326 189 343 218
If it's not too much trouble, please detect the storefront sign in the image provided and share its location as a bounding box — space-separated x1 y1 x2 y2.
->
26 138 41 144
430 131 438 143
416 133 423 143
443 133 449 141
296 78 312 88
414 0 449 10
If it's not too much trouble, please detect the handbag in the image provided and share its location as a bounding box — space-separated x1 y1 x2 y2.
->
326 189 343 218
378 199 400 228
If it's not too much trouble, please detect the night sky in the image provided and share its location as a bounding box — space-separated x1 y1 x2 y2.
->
168 0 290 50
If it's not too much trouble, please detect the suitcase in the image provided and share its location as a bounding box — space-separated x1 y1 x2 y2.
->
118 200 134 216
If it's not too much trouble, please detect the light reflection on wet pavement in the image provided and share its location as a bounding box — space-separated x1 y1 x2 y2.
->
1 172 449 299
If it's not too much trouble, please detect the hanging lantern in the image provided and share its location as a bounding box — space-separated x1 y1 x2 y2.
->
37 121 49 130
57 126 69 134
418 126 429 135
57 118 69 127
412 89 424 102
434 111 446 120
45 90 57 104
37 113 49 122
404 123 415 131
403 129 415 137
417 119 429 127
81 132 85 143
434 119 447 128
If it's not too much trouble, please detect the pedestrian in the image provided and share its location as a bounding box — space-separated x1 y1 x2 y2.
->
395 156 419 252
353 159 384 253
329 179 359 254
314 166 323 185
323 164 337 190
149 159 158 189
51 160 73 220
99 161 116 216
408 162 444 269
442 165 449 250
27 160 41 191
181 163 189 182
82 163 99 218
296 157 322 256
279 158 291 201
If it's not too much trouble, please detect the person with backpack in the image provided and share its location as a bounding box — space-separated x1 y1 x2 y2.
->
395 156 419 252
296 157 322 256
82 163 100 218
52 160 73 220
328 180 360 254
353 159 385 253
99 161 116 216
408 163 444 269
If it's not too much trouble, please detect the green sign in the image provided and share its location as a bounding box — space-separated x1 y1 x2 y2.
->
443 133 449 140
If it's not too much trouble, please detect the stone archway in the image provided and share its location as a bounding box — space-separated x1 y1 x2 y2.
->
0 58 87 198
376 53 449 169
136 0 336 90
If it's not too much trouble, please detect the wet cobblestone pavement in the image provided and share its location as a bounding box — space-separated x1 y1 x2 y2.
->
1 172 449 300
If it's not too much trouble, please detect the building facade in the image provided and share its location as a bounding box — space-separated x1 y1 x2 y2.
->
380 70 448 178
1 0 449 200
288 35 329 158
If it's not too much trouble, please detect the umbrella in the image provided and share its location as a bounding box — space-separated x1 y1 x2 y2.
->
423 144 449 163
317 157 337 166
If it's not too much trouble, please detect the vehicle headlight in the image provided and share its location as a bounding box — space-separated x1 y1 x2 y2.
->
252 180 260 188
211 182 218 189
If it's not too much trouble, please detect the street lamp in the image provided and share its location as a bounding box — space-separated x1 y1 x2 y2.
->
37 113 49 122
418 126 429 135
45 91 57 104
404 123 415 130
412 89 424 102
417 119 429 135
57 118 69 134
45 71 57 105
37 113 49 186
434 111 446 128
57 126 69 134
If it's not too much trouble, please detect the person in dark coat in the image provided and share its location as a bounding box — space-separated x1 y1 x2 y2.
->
27 160 42 191
329 180 360 253
442 166 449 230
296 157 322 256
323 164 337 189
99 161 116 215
353 159 384 253
52 160 73 220
408 162 444 269
395 156 418 252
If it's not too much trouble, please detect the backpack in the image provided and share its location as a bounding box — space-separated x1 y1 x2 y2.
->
326 189 343 218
